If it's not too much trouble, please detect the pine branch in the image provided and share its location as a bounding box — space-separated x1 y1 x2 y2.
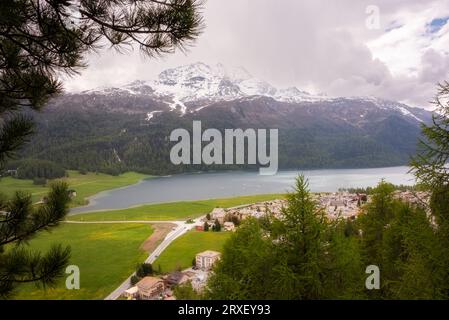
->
0 114 35 167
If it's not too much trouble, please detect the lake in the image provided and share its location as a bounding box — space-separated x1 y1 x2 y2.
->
70 166 415 214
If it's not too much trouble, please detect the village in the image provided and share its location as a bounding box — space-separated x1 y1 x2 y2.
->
121 189 431 300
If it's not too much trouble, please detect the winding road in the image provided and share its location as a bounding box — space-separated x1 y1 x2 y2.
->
66 217 204 300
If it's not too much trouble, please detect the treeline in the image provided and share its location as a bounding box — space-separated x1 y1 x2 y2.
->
338 183 427 194
3 159 66 180
198 176 448 299
14 108 416 176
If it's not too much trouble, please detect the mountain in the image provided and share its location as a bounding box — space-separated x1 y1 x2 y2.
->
14 62 433 175
81 62 328 113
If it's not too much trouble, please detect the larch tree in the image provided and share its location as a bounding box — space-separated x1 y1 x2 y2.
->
411 81 449 298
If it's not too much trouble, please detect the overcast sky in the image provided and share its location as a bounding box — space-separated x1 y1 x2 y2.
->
64 0 449 108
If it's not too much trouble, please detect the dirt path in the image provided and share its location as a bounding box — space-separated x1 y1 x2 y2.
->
140 223 177 253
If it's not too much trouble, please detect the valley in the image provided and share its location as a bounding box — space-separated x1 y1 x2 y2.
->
12 63 432 176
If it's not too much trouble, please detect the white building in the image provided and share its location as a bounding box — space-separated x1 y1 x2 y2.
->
195 250 221 270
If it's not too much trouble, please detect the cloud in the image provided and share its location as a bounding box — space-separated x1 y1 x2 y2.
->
63 0 449 109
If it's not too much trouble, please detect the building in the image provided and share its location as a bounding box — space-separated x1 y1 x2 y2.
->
223 221 235 231
67 189 77 198
136 276 165 300
210 208 226 224
195 250 221 270
164 271 190 288
123 286 138 300
190 270 209 292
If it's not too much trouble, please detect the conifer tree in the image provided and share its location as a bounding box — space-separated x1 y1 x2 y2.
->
206 175 330 300
0 181 71 298
0 0 203 298
411 81 449 298
279 175 327 299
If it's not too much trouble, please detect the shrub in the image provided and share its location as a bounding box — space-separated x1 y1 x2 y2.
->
130 275 140 286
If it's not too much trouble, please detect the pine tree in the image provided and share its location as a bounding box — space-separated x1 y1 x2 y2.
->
0 0 204 164
0 181 71 298
0 0 203 298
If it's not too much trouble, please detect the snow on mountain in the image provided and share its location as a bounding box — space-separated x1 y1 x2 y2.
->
345 96 425 122
80 62 427 122
274 87 327 103
83 62 331 111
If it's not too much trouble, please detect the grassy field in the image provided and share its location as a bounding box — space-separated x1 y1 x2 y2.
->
69 194 285 222
0 170 148 207
12 223 152 300
153 230 232 273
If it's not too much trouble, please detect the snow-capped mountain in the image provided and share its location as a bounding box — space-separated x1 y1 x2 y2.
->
32 63 435 174
80 62 428 124
83 62 328 113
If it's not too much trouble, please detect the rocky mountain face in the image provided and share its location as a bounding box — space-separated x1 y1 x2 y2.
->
21 63 433 175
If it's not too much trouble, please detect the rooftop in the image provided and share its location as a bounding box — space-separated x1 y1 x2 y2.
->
196 250 221 258
136 276 163 290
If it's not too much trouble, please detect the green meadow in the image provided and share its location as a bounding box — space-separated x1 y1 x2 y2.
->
0 170 148 207
3 172 285 300
69 194 285 222
12 223 152 300
153 230 232 273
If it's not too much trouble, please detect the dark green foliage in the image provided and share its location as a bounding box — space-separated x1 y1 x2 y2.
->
0 115 34 167
205 218 280 299
10 159 66 180
321 219 365 299
131 263 154 285
130 275 140 286
339 183 427 195
32 177 47 186
207 175 360 300
411 82 449 187
358 180 397 267
136 263 153 278
0 0 203 298
411 81 449 298
206 176 447 300
13 104 428 175
0 181 71 298
1 0 203 167
203 221 209 232
359 181 446 299
212 219 221 232
174 281 201 300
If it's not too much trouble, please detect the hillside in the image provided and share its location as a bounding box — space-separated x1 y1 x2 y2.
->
16 63 433 175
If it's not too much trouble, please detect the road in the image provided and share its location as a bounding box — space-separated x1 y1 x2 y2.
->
66 202 250 300
88 217 204 300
